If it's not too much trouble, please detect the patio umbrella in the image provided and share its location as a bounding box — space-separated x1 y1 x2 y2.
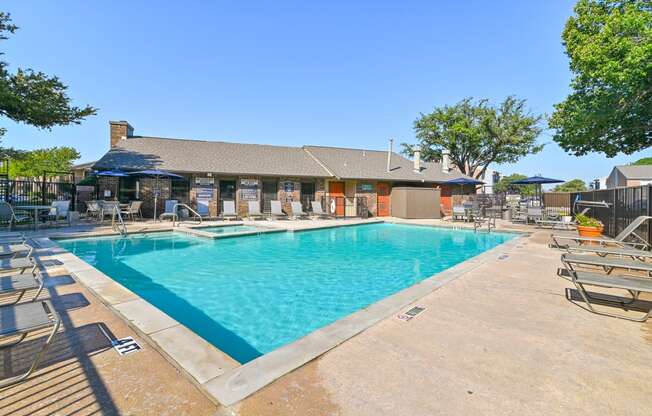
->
511 175 564 207
128 170 185 220
93 169 129 177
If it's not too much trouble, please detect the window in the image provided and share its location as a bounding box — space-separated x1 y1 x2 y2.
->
119 177 139 202
301 182 315 210
171 178 189 203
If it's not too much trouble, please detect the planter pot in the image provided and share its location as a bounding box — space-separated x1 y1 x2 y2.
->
577 225 604 238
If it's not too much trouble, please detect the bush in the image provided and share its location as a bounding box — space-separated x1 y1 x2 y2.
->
575 213 603 228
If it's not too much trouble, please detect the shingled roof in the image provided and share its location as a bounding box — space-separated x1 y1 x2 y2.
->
94 135 469 183
94 136 332 178
614 165 652 179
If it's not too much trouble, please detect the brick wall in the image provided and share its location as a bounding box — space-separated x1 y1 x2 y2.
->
140 177 171 218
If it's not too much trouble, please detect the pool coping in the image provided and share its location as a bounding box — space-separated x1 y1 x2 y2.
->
45 221 527 406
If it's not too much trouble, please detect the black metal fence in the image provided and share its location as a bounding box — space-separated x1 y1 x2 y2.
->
0 178 77 210
570 185 651 244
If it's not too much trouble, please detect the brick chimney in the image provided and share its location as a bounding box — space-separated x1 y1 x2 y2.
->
109 120 134 148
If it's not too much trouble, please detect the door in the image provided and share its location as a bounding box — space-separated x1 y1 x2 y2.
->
377 182 391 216
328 181 345 216
262 180 278 213
300 182 315 211
219 180 236 213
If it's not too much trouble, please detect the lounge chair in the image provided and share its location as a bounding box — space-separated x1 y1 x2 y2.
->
550 215 652 250
551 239 652 261
559 253 652 276
121 201 143 221
311 201 334 219
159 200 178 221
269 201 287 220
0 257 36 275
536 215 576 230
558 253 652 321
0 202 31 231
247 201 264 220
0 300 61 387
0 271 44 305
290 202 309 219
42 200 71 226
0 240 33 259
451 205 467 221
220 201 239 221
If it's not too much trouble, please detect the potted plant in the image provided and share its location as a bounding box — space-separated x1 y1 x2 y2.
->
575 213 604 238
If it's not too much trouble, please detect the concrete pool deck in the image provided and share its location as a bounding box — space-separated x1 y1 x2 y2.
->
2 218 651 415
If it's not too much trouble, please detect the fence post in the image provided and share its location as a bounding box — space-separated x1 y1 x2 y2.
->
41 174 46 206
72 184 76 211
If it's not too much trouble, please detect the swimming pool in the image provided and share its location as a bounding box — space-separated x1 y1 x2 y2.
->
58 223 515 363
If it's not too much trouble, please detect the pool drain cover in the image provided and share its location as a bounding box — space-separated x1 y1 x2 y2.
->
396 306 426 322
112 336 142 356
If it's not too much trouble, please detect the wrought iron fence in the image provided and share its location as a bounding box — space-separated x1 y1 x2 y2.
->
570 185 651 244
0 179 77 210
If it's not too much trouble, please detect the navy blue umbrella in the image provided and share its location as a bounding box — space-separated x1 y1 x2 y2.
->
443 177 485 185
93 169 129 177
128 170 185 220
511 175 564 207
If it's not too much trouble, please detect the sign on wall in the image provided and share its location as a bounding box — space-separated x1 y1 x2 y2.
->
195 177 214 186
240 178 259 201
283 181 295 193
357 183 374 193
240 178 259 187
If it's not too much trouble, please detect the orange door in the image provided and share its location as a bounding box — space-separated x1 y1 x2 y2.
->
377 182 391 216
329 181 345 216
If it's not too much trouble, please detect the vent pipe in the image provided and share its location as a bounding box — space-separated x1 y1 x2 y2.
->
442 149 450 173
413 147 421 172
386 138 394 172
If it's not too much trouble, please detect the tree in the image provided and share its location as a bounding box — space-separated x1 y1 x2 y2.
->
493 173 536 196
403 97 544 179
549 0 652 157
632 157 652 165
0 12 96 141
9 146 80 180
553 179 588 192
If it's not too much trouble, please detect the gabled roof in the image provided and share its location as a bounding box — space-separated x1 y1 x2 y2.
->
94 135 470 183
303 145 465 182
614 165 652 179
94 136 332 178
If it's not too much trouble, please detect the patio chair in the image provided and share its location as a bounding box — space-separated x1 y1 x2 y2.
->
290 202 309 219
0 202 31 231
550 215 652 251
536 215 576 230
247 201 264 220
553 243 652 262
100 201 120 221
558 253 652 322
159 200 178 221
269 201 287 220
526 207 543 224
0 300 61 387
42 200 71 226
220 201 239 221
311 201 334 219
85 200 102 221
0 271 44 305
451 205 467 221
121 201 143 221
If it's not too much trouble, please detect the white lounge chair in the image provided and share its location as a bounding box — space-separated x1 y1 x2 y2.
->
159 200 178 221
220 201 239 221
311 201 334 219
121 201 143 221
0 202 31 230
270 201 287 220
551 215 652 250
247 201 264 220
290 202 309 219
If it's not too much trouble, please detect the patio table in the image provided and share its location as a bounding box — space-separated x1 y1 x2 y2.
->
15 205 52 231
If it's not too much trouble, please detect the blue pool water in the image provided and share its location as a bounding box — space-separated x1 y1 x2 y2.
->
58 223 515 363
198 225 261 235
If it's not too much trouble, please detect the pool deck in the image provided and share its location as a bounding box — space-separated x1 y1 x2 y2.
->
2 218 651 415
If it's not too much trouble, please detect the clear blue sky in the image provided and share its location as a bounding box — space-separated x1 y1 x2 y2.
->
2 1 649 184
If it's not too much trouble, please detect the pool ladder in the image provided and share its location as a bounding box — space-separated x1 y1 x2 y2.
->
171 203 203 227
110 205 127 236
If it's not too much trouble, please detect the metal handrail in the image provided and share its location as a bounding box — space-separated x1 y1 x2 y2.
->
110 205 127 236
172 203 203 227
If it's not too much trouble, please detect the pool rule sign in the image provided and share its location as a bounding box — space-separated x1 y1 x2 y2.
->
240 178 258 201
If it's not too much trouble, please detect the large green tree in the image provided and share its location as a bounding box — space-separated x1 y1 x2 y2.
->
553 178 588 192
403 97 544 180
0 12 96 141
549 0 651 157
632 157 652 165
9 146 80 180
